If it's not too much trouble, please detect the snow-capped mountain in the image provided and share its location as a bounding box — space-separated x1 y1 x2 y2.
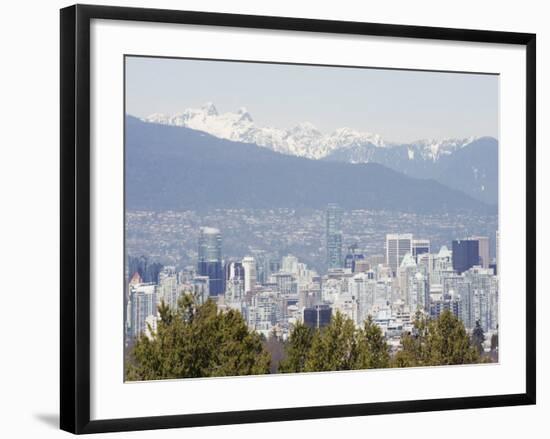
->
144 103 390 160
144 103 479 162
142 104 497 205
144 103 481 162
126 114 493 214
406 137 479 161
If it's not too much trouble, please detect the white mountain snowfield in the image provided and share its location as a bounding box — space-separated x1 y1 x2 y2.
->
143 103 478 162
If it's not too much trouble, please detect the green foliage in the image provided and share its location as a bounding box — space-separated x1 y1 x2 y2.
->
263 330 285 373
126 301 484 380
355 316 391 369
278 323 314 373
305 312 358 371
279 312 390 373
471 320 485 355
392 310 480 367
126 295 270 380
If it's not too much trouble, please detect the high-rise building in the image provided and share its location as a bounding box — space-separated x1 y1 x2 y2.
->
225 261 244 282
430 295 461 320
409 271 429 312
242 256 257 294
353 259 370 273
197 227 223 296
250 249 269 285
386 233 413 276
398 251 417 291
344 244 365 272
463 266 499 332
452 239 480 274
225 261 244 302
326 204 343 270
269 259 281 275
158 267 180 309
128 283 157 339
273 272 296 296
350 272 375 325
281 254 299 274
412 239 431 259
248 290 280 335
470 236 490 268
303 304 332 329
192 276 210 304
430 245 453 285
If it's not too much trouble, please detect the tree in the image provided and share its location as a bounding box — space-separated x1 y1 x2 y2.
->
426 311 479 365
392 310 480 367
126 294 270 380
280 312 390 373
392 311 428 368
471 320 485 355
278 323 314 373
355 316 390 369
263 330 286 374
304 312 358 372
392 333 422 368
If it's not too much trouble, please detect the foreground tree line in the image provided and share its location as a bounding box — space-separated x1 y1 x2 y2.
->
126 294 495 381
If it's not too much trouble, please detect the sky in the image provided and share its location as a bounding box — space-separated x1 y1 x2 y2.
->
125 56 498 143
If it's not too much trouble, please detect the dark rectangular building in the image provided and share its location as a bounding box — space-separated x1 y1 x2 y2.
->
304 304 332 329
452 239 480 274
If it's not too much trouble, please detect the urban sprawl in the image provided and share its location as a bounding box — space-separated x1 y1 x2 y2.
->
125 204 499 355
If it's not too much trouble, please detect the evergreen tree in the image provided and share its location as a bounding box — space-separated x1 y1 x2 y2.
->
355 316 390 369
278 323 314 373
471 320 485 355
263 330 286 374
280 312 390 373
126 294 270 380
392 310 480 367
392 333 422 368
304 312 358 372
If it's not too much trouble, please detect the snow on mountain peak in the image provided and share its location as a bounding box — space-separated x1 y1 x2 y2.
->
236 107 253 122
410 136 478 161
292 121 318 131
142 103 480 162
201 102 218 116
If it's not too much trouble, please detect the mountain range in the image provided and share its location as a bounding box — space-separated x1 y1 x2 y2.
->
126 115 495 214
144 103 498 204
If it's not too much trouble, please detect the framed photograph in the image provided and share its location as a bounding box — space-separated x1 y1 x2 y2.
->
60 4 536 434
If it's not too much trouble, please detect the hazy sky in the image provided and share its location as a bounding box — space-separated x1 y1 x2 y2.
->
125 56 498 143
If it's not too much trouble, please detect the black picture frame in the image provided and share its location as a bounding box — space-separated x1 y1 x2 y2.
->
60 4 536 434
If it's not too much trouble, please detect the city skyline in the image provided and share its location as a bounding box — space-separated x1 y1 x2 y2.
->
124 56 500 380
126 203 499 378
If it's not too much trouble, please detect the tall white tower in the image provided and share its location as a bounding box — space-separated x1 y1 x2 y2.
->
242 256 257 294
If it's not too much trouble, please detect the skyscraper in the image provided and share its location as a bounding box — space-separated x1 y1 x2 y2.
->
412 239 431 259
386 233 413 276
470 236 490 268
197 227 223 296
242 256 257 294
225 261 244 302
281 254 299 274
452 239 480 274
344 244 365 272
303 304 332 329
128 283 157 339
326 203 343 270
